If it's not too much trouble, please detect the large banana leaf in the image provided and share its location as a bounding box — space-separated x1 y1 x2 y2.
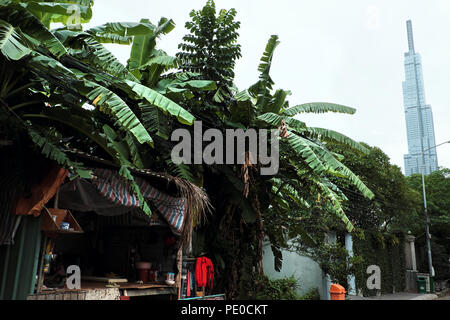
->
141 103 170 140
126 18 175 79
122 80 195 125
0 2 67 58
257 112 307 131
284 132 328 174
17 0 93 27
263 89 290 114
87 21 157 38
136 53 178 71
69 35 138 81
89 33 133 45
282 102 356 116
0 19 32 60
27 126 92 179
82 80 154 146
313 177 355 232
27 53 154 146
22 108 118 160
256 35 279 110
308 143 374 199
304 127 369 154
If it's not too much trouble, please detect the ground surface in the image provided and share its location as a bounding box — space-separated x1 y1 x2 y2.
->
346 292 439 300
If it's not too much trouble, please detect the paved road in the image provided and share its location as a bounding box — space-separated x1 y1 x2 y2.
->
436 293 450 300
346 292 438 300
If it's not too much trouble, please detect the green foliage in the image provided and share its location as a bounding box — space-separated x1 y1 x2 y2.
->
13 0 94 29
27 127 91 179
0 18 32 60
353 231 406 296
298 288 321 300
177 0 241 89
1 0 382 300
326 141 423 233
252 275 301 300
0 0 200 218
175 2 376 298
282 102 356 116
126 17 175 82
407 168 450 280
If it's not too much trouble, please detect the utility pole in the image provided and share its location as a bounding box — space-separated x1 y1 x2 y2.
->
420 140 450 291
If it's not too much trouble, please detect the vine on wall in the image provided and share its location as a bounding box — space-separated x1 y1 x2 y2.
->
353 231 406 296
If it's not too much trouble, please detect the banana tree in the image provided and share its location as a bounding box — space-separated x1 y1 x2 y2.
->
176 31 375 293
0 1 206 216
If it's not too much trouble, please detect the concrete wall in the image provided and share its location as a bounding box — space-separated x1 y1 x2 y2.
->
262 243 325 299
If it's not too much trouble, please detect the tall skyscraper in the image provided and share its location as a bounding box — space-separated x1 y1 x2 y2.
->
402 20 438 176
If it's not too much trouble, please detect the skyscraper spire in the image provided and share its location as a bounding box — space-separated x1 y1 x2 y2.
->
406 20 415 53
402 20 438 176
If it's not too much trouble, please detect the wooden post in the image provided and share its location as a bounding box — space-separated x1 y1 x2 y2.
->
176 245 182 299
36 235 48 294
54 189 59 209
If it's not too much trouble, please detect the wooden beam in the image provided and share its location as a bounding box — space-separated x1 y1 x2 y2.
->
177 245 183 299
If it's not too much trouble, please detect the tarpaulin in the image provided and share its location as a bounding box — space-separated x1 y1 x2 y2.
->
59 168 187 235
93 169 187 235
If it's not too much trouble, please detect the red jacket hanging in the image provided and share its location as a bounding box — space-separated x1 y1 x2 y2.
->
195 257 214 289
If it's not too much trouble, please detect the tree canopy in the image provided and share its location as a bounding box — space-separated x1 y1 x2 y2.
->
0 0 388 298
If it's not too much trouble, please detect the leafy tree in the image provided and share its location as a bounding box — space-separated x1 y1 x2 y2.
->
176 1 374 298
177 0 241 114
1 0 379 299
287 142 425 293
323 142 423 233
407 168 450 280
0 0 203 218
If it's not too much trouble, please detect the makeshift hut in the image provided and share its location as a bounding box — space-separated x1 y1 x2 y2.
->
0 145 211 300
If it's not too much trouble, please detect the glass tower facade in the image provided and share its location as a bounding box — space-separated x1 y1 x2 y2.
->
403 20 438 176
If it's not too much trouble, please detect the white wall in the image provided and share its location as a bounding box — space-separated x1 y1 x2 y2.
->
262 243 326 299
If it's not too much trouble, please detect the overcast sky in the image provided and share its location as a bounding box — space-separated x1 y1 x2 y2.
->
83 0 450 173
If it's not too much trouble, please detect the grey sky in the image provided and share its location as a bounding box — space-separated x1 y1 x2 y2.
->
84 0 450 172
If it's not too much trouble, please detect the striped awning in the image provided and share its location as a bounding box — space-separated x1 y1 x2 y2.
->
91 169 187 235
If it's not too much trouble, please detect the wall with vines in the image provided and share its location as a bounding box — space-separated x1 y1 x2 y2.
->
353 231 406 296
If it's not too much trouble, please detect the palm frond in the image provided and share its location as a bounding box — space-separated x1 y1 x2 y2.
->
141 103 170 140
166 158 195 183
27 127 91 179
282 102 356 116
256 35 279 110
313 177 354 232
284 132 327 174
122 79 195 125
258 112 307 131
304 127 369 154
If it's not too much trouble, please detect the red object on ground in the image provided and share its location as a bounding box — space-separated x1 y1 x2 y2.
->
187 270 191 297
195 257 214 289
329 283 346 300
120 296 130 300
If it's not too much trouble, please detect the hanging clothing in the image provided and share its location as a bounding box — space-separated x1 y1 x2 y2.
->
187 270 191 297
195 257 214 289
